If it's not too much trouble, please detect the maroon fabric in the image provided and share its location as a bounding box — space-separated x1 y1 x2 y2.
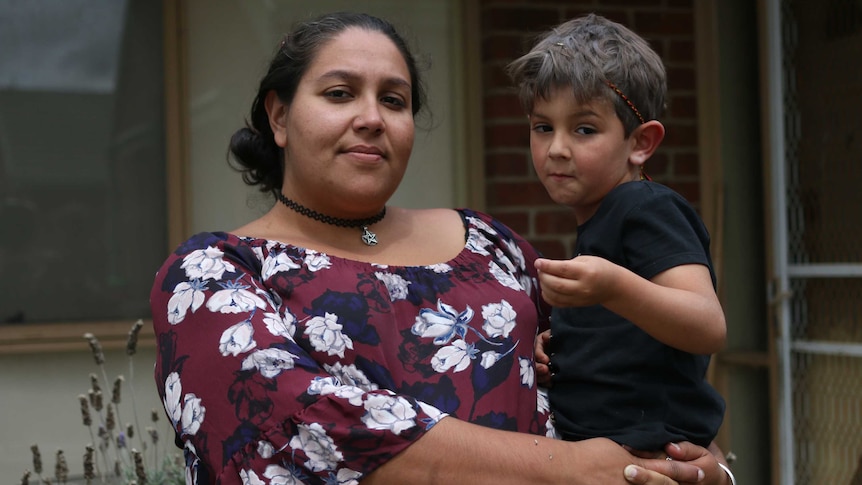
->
151 209 551 484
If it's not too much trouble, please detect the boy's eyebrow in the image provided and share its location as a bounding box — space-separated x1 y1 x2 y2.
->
529 108 602 119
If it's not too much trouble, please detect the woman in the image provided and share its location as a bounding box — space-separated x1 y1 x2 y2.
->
150 11 729 484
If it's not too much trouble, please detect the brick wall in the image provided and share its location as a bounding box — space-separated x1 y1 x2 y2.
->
478 0 699 259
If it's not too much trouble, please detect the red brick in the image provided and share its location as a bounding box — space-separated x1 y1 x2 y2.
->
482 34 531 61
666 181 701 205
673 152 700 177
485 123 531 149
668 39 694 63
668 67 696 91
486 152 532 178
662 123 697 148
482 7 561 32
487 181 554 206
485 93 526 118
633 11 694 36
667 94 697 118
491 211 530 236
535 209 579 235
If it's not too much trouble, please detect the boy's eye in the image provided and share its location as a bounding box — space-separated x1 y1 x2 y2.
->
532 124 552 133
575 126 597 135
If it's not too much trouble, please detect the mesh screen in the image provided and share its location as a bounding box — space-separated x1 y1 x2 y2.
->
782 0 862 482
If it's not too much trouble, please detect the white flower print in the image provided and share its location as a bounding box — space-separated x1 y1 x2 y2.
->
307 376 341 396
519 274 534 296
241 348 298 378
304 250 332 272
362 394 417 435
257 440 275 459
181 246 235 280
167 279 207 325
519 356 535 388
207 281 268 314
425 263 452 273
375 271 410 301
481 300 517 338
480 350 501 369
545 417 558 439
494 248 517 273
465 228 492 256
431 339 477 373
335 468 363 484
240 469 266 485
263 464 304 485
163 372 182 426
417 401 447 425
489 261 522 291
289 423 343 472
264 311 297 340
537 387 550 414
180 393 205 435
411 299 473 345
502 237 526 271
219 320 257 356
466 215 495 235
262 251 301 280
324 362 378 392
305 312 353 357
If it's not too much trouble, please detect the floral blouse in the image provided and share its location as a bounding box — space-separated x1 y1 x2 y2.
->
150 209 552 484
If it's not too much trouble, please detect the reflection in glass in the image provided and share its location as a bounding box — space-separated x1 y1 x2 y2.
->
0 0 166 323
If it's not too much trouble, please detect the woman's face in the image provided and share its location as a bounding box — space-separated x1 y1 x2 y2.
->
272 27 415 216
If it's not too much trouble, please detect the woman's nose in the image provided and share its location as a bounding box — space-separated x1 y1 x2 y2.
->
353 98 384 133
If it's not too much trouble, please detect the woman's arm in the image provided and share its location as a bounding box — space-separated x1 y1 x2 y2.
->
363 417 707 485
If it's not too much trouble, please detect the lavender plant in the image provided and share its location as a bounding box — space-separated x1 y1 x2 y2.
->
21 321 183 485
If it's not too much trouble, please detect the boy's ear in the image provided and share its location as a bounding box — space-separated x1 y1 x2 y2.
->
265 90 289 148
629 120 665 166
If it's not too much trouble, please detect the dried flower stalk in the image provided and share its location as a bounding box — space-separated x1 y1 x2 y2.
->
127 319 144 356
83 333 105 365
30 444 42 475
54 450 68 484
132 449 147 484
112 376 124 405
77 395 92 427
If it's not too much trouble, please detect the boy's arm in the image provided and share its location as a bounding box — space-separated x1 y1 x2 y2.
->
535 256 726 354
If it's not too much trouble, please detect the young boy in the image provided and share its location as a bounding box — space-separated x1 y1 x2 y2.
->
506 13 726 452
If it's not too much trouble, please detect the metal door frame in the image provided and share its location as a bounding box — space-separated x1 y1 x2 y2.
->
765 1 862 483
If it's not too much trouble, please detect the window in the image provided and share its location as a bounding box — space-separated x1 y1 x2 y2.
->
0 1 166 329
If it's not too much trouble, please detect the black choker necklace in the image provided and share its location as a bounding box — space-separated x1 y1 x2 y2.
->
276 193 386 246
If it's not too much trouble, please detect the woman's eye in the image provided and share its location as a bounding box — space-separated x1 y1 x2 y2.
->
381 95 406 108
325 89 352 99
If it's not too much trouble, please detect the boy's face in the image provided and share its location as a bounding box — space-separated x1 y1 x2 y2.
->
528 86 642 224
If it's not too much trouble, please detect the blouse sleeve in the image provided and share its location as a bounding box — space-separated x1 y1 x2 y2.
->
150 233 443 484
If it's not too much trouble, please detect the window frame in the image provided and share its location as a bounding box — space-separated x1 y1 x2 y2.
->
0 0 187 355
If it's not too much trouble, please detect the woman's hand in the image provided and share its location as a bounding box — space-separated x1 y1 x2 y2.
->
534 329 553 386
626 441 731 485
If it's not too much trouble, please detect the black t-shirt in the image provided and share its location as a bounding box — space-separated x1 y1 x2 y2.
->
548 181 725 450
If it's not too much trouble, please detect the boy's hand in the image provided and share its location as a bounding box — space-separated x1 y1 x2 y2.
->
535 255 620 307
533 329 553 386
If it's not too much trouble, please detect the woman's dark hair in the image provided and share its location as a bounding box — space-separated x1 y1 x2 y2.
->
228 11 428 195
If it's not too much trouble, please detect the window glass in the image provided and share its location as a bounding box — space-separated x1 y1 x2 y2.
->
0 0 166 323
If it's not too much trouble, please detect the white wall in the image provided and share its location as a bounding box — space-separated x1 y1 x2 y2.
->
0 347 171 478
